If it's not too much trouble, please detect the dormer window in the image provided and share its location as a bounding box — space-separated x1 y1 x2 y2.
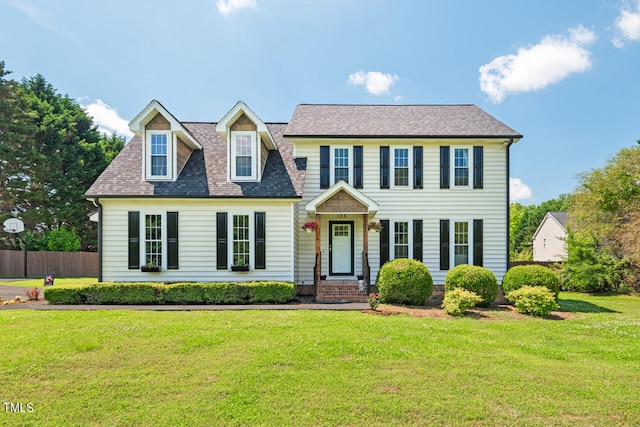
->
146 131 173 180
231 131 257 180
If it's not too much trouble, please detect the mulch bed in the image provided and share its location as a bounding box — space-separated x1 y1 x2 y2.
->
363 304 576 320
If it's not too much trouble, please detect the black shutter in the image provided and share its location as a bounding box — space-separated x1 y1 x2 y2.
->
473 219 483 266
128 212 140 269
320 146 330 189
255 212 266 269
216 212 228 270
167 212 179 269
440 219 450 270
380 219 390 266
413 219 423 261
354 146 363 189
380 146 390 189
440 146 450 189
413 146 423 189
473 146 484 189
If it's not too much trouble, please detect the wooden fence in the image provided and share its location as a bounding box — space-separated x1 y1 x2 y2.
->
0 250 97 278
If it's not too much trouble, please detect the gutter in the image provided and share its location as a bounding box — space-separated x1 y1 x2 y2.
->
92 198 103 282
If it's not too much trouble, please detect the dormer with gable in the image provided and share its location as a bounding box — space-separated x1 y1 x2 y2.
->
215 101 277 182
129 100 202 182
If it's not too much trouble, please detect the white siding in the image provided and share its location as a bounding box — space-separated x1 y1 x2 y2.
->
293 139 510 285
100 198 295 282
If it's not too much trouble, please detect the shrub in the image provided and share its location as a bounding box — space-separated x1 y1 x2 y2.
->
368 293 380 310
442 288 482 316
502 265 560 299
444 264 498 307
45 281 295 305
506 286 559 316
377 258 433 305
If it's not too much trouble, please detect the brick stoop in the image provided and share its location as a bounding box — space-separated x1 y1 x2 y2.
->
315 280 368 303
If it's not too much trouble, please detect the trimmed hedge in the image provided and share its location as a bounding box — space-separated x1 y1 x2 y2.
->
506 285 559 316
444 264 498 307
44 281 296 305
377 258 433 305
502 265 560 299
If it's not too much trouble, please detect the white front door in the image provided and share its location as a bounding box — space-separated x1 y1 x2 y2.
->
329 221 354 276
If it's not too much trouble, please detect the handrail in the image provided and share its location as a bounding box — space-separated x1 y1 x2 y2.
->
313 252 320 299
363 251 371 295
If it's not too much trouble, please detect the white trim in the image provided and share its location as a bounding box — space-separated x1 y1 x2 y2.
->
215 101 276 150
229 211 255 270
390 219 413 260
129 100 201 149
451 146 472 189
306 180 379 216
450 218 473 267
140 211 167 270
391 146 412 189
330 146 353 186
145 131 174 181
230 131 258 181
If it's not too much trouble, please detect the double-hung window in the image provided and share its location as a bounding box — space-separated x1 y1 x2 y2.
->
453 221 469 265
231 131 257 180
145 214 163 267
146 131 173 180
332 147 351 185
393 148 410 187
393 221 410 258
232 214 250 266
454 148 469 187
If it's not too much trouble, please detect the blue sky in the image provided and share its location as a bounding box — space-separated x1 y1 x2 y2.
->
1 0 639 204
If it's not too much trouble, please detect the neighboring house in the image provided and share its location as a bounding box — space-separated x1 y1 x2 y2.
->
85 100 522 299
532 212 568 261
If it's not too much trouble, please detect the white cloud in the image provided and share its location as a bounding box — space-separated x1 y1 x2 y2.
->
479 25 596 103
348 70 399 95
510 178 533 202
613 1 640 47
82 100 134 140
216 0 257 16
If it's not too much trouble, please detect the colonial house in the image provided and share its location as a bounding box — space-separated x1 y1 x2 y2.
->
532 211 568 262
85 100 522 301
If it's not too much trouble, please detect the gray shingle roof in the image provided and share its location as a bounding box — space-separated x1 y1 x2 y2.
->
85 123 305 198
284 104 522 138
549 212 568 228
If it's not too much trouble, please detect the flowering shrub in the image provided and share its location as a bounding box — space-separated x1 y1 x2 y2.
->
368 293 380 310
442 288 482 316
302 221 317 231
506 286 559 316
367 221 383 232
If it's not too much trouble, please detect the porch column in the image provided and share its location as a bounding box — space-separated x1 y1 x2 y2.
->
315 213 321 281
363 213 369 255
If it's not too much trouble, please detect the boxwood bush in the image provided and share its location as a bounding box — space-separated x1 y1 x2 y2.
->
45 281 295 305
502 265 560 299
377 258 433 305
442 288 482 316
506 285 559 316
444 264 498 307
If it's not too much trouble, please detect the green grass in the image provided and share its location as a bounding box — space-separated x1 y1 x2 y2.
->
1 292 640 426
0 277 97 287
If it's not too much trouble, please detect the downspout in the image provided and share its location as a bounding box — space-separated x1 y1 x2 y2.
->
92 198 103 282
506 138 514 273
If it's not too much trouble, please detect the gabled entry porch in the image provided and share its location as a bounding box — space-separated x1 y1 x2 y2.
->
305 181 379 301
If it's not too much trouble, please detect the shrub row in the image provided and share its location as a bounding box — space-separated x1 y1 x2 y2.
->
44 281 296 305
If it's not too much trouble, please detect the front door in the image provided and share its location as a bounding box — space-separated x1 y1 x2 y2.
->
329 221 354 276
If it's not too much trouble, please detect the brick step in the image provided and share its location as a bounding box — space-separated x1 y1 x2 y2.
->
316 281 368 303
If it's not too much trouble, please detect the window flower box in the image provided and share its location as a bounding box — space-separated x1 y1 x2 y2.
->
231 265 250 272
141 265 160 272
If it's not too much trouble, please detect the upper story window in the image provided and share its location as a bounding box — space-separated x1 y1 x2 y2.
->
333 147 351 184
231 131 257 180
393 148 410 188
454 148 470 187
146 131 173 180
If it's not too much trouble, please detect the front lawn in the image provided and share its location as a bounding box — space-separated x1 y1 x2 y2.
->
1 293 639 426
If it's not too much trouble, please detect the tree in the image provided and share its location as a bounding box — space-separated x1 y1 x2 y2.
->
0 65 125 251
566 145 640 290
